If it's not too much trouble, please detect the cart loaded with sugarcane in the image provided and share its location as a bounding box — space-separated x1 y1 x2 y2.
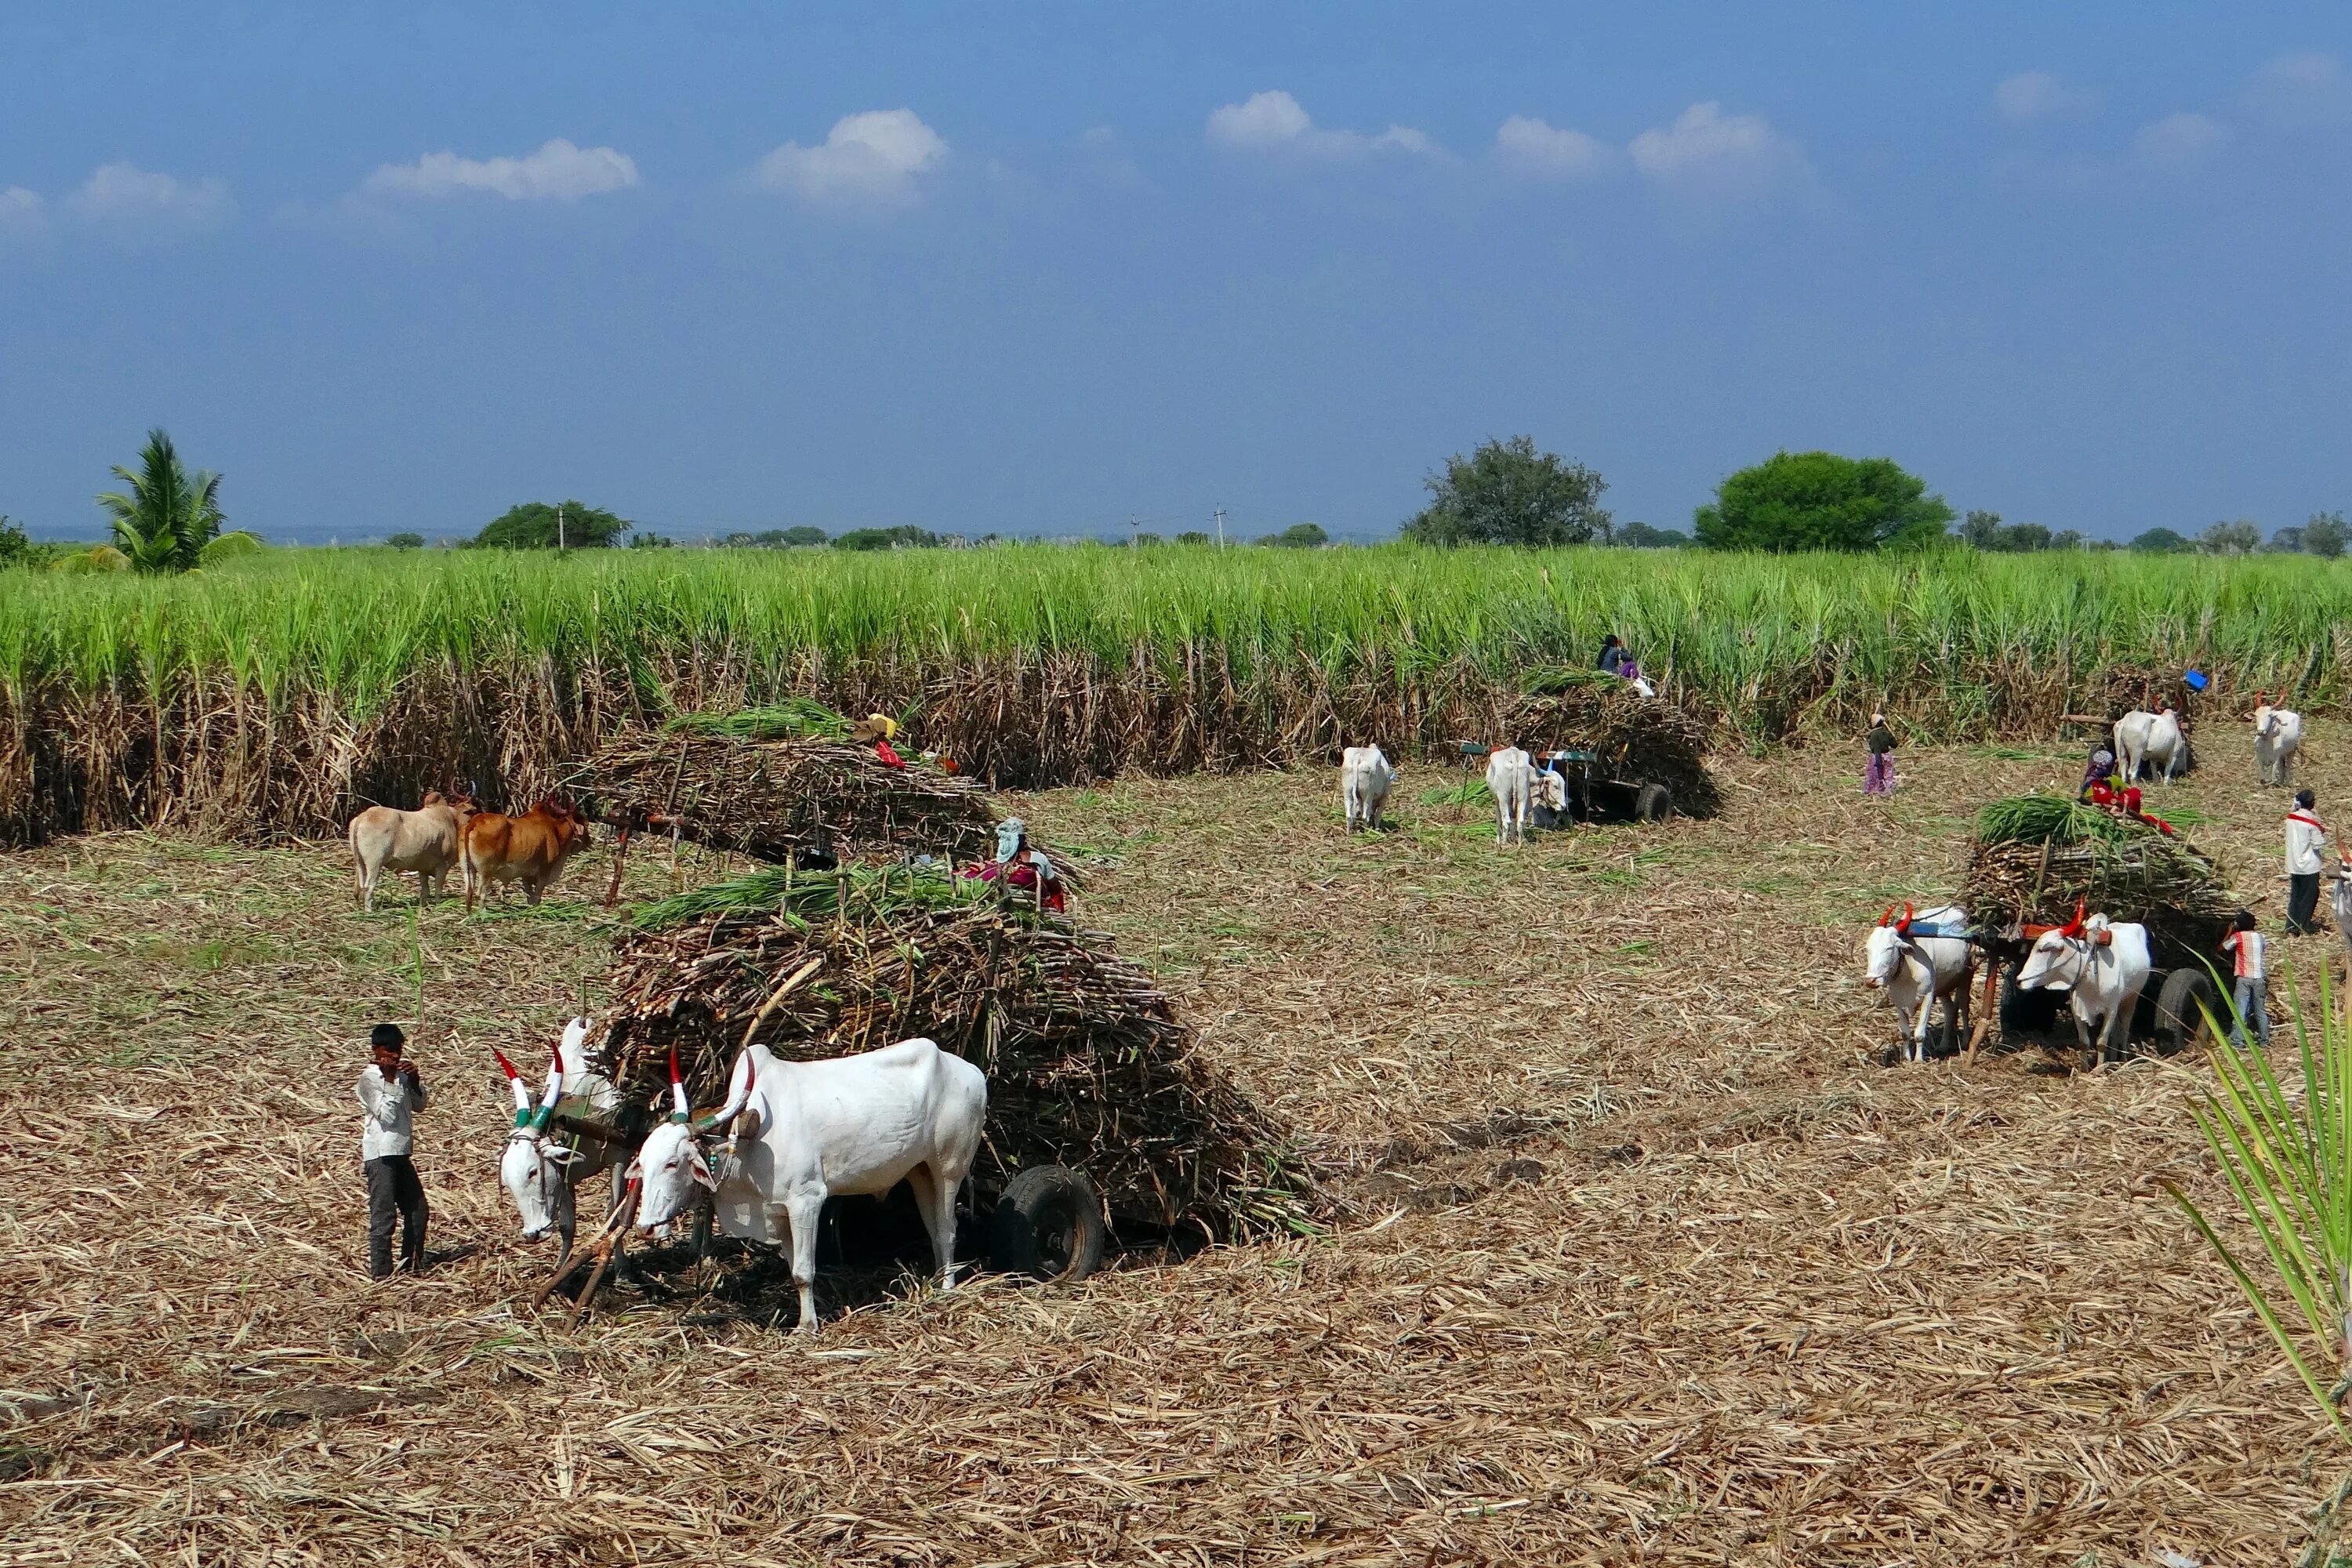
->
511 702 1320 1320
1940 794 2234 1066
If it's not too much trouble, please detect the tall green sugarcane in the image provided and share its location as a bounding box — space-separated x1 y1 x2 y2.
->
2172 967 2352 1441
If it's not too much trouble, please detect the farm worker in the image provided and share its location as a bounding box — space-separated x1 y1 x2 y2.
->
2078 746 2116 803
1863 713 1896 796
962 818 1066 913
2220 909 2270 1049
853 713 906 769
356 1023 430 1281
2287 789 2330 935
1597 634 1628 676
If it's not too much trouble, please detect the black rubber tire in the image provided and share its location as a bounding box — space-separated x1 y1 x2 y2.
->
2154 966 2220 1055
989 1165 1106 1283
1632 782 1672 823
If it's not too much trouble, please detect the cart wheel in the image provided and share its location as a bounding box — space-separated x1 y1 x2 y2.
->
2153 967 2219 1055
1632 783 1672 823
989 1166 1106 1283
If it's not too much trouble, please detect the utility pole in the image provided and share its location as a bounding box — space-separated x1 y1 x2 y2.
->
557 503 566 553
1128 514 1139 550
1213 506 1226 547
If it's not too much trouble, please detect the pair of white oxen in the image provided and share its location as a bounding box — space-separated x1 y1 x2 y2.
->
1862 904 2154 1067
2111 695 2305 789
1336 744 1569 845
499 1019 985 1334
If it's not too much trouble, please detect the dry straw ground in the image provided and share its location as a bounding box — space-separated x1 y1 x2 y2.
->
3 720 2347 1565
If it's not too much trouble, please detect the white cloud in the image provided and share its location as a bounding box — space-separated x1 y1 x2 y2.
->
362 138 639 201
0 187 45 240
1994 71 2099 124
750 109 948 203
65 162 231 229
1204 90 1439 161
1629 102 1807 201
2134 111 2231 169
1079 125 1142 187
1492 115 1617 179
2247 52 2347 125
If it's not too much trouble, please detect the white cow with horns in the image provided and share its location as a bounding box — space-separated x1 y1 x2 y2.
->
497 1018 630 1269
2017 906 2154 1069
2254 693 2304 789
1486 746 1534 846
2114 708 2185 786
1861 902 1976 1064
1340 745 1396 833
632 1036 988 1335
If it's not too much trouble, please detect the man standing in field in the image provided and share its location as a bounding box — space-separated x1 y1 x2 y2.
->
356 1023 430 1280
2286 789 2330 936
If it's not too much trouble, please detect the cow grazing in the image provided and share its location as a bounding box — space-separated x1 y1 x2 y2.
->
1486 746 1534 846
2114 708 2185 786
495 1019 630 1269
632 1036 988 1335
2017 909 2154 1067
461 799 591 912
1861 902 1976 1064
1341 746 1396 832
348 790 475 912
2254 694 2304 788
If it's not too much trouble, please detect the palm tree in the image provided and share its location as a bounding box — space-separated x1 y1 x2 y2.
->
96 429 223 572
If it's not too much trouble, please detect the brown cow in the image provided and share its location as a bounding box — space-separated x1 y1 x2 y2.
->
349 790 477 912
461 799 593 913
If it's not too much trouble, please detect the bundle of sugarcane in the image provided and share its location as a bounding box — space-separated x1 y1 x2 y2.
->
1509 672 1720 817
586 864 1318 1243
572 706 1001 868
1962 793 2235 965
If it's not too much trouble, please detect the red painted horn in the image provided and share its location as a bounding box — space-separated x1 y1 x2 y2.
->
492 1047 521 1081
1896 902 1915 935
2059 900 2086 938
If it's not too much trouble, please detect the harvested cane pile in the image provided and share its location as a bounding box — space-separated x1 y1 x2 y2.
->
1509 670 1720 817
575 705 1000 867
1962 793 2235 966
587 864 1316 1243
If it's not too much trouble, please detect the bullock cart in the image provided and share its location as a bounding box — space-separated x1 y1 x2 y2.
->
1961 794 2232 1069
548 863 1316 1319
1508 670 1719 820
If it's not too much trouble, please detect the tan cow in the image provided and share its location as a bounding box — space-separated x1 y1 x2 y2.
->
461 799 592 913
349 790 476 912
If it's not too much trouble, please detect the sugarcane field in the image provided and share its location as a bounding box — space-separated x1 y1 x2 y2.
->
2 666 2349 1566
23 11 2352 1564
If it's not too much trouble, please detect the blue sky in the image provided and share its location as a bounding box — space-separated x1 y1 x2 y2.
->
4 2 2350 544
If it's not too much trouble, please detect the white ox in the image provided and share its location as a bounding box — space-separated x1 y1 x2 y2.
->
348 791 474 912
1341 746 1396 832
2114 709 2185 786
2254 694 2304 788
1486 746 1534 846
498 1018 628 1268
632 1036 988 1335
1861 902 1976 1064
2017 912 2154 1068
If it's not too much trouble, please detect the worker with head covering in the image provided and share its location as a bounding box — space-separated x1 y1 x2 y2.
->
2078 744 2116 803
960 818 1067 913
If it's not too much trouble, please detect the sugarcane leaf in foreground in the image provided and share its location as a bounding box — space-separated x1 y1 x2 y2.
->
2170 965 2352 1443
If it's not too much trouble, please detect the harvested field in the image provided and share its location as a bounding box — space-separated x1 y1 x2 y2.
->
2 720 2348 1563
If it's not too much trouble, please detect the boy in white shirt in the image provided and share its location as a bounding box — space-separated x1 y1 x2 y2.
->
356 1023 430 1279
2220 910 2270 1050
